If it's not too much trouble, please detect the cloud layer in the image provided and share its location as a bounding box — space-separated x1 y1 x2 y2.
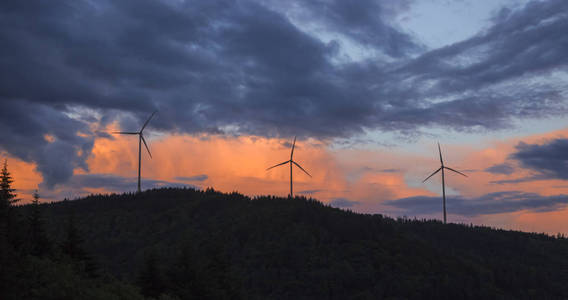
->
386 191 568 217
511 138 568 180
40 174 195 201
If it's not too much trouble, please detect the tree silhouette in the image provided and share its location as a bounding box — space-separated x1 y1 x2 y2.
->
61 213 86 260
0 159 20 248
0 162 138 299
61 212 98 277
0 159 19 206
137 251 166 298
7 187 568 298
27 190 51 256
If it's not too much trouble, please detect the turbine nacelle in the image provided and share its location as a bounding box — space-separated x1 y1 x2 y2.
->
113 110 157 158
423 143 467 183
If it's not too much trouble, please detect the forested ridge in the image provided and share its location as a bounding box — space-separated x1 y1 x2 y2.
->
12 187 568 299
3 186 568 299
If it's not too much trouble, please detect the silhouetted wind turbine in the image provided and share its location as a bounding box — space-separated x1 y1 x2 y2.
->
266 136 311 198
113 111 157 193
423 142 467 224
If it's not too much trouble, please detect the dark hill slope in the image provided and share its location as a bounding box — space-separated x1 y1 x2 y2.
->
39 188 568 299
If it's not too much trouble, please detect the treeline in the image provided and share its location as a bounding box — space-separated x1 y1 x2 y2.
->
35 186 568 299
0 160 142 299
4 157 568 299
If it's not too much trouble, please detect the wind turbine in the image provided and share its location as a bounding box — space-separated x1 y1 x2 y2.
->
422 142 467 224
113 111 157 193
266 136 311 198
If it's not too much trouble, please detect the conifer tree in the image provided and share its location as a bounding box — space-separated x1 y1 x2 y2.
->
28 190 51 256
137 251 165 298
61 213 87 260
61 213 98 277
0 159 19 244
0 159 22 300
0 159 18 207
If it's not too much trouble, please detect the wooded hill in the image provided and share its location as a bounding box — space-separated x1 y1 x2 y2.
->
9 187 568 299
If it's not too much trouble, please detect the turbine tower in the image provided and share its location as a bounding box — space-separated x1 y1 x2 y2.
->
266 136 311 198
423 142 467 224
114 111 157 193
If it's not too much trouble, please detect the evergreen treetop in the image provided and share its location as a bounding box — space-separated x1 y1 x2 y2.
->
0 159 19 207
28 190 50 256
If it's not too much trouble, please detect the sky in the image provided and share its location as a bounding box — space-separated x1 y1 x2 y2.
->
1 0 568 234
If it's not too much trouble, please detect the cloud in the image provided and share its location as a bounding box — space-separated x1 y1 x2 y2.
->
385 191 568 217
510 138 568 180
379 168 401 173
1 0 568 188
262 0 423 58
39 173 195 201
68 174 194 191
329 197 359 208
379 0 568 131
490 177 534 185
175 175 209 182
0 100 94 188
489 174 550 185
485 163 515 175
297 189 322 195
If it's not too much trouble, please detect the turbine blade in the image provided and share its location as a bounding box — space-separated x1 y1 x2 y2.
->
292 161 311 177
141 135 152 159
141 110 157 132
113 131 138 135
422 167 442 183
438 142 443 165
444 166 467 177
290 136 297 159
266 160 290 171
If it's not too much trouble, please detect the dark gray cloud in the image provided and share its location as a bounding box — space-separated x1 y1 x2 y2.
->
66 174 193 191
297 189 322 195
386 191 568 217
0 100 93 187
379 168 401 173
490 177 534 185
330 197 359 208
378 0 568 131
510 138 568 180
490 174 550 185
38 173 195 201
175 175 209 182
485 163 515 175
262 0 423 58
1 0 568 188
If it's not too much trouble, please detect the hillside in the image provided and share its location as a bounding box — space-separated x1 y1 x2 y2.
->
31 188 568 299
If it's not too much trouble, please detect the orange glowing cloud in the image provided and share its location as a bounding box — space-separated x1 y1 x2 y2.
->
4 123 568 234
83 127 433 209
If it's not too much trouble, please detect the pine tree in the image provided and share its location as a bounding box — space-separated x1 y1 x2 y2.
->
0 159 19 207
28 190 51 256
61 213 98 277
137 251 166 298
167 244 206 298
0 159 22 300
0 159 20 244
62 213 87 260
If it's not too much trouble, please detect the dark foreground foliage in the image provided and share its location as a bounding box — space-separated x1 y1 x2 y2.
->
0 160 143 299
15 187 566 299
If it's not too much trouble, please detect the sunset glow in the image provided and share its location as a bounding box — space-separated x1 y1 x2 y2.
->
5 125 568 234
